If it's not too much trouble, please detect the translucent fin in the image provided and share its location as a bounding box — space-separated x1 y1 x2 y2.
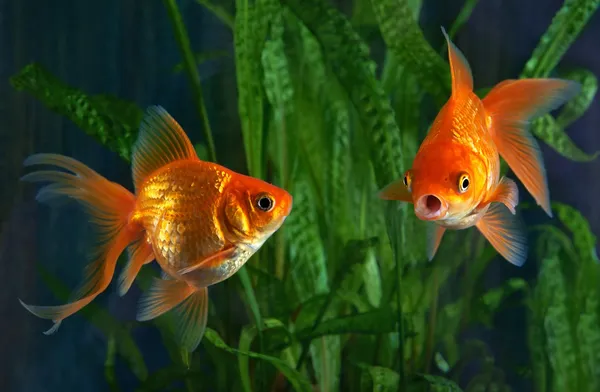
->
19 154 140 333
426 224 446 261
378 179 413 203
118 238 155 297
173 287 209 352
177 246 237 275
136 278 194 322
475 203 528 267
161 270 173 280
482 79 581 217
131 106 199 191
441 26 473 96
486 177 519 214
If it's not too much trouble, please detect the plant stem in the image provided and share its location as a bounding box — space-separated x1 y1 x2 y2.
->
163 0 217 162
423 269 439 373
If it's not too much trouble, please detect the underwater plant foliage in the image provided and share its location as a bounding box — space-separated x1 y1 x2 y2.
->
9 0 600 391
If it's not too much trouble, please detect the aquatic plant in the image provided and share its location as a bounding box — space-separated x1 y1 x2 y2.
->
10 0 600 391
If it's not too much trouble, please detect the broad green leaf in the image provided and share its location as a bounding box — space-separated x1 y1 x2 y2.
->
357 363 400 392
234 0 269 177
531 115 599 162
557 68 598 127
552 201 599 264
369 0 450 103
204 328 313 392
10 63 142 161
295 307 397 340
283 0 403 188
521 0 600 78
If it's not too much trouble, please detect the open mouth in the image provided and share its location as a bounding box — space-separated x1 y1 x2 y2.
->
415 194 446 220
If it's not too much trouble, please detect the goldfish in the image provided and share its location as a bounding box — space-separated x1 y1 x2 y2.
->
378 28 580 267
19 106 293 351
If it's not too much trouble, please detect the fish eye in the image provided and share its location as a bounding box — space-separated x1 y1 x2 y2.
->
458 173 470 193
256 193 275 212
403 171 412 191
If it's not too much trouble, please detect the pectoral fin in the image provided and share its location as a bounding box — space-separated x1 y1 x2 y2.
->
378 178 413 203
426 224 446 261
475 203 528 267
177 246 237 276
486 177 519 214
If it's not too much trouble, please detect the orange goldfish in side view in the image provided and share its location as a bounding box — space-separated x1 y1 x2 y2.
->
19 106 293 351
378 27 580 266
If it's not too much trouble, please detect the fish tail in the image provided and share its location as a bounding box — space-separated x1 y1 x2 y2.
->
19 153 141 334
482 79 581 217
137 278 208 352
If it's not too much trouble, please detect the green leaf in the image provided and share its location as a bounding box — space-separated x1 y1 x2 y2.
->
195 0 234 29
10 63 142 161
531 115 599 162
282 0 404 189
172 50 230 73
204 328 313 392
472 278 528 327
369 0 450 103
296 307 398 340
556 68 598 127
35 263 148 381
238 319 292 392
234 0 270 178
552 201 599 264
357 363 400 392
521 0 600 78
413 373 464 391
446 0 480 40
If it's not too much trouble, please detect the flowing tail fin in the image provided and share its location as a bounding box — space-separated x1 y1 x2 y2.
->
19 153 141 334
482 78 580 217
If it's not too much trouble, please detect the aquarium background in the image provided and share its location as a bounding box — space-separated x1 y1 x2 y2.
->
1 0 599 391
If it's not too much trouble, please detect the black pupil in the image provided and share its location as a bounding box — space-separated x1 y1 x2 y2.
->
403 176 408 186
258 196 272 210
462 178 469 189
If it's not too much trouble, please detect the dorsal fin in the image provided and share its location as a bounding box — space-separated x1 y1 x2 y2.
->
441 26 473 96
131 106 199 191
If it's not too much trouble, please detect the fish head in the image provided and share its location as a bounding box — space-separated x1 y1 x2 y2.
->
407 142 489 224
223 175 293 247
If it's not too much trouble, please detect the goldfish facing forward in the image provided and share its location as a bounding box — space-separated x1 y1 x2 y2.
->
379 28 580 266
19 106 293 351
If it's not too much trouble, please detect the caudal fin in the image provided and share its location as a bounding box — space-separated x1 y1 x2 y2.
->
137 278 209 352
19 154 141 334
482 79 580 217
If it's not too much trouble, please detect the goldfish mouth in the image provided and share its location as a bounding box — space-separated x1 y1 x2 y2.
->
415 194 447 220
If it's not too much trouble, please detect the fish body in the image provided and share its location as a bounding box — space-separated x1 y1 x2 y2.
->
19 106 292 351
379 28 580 266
